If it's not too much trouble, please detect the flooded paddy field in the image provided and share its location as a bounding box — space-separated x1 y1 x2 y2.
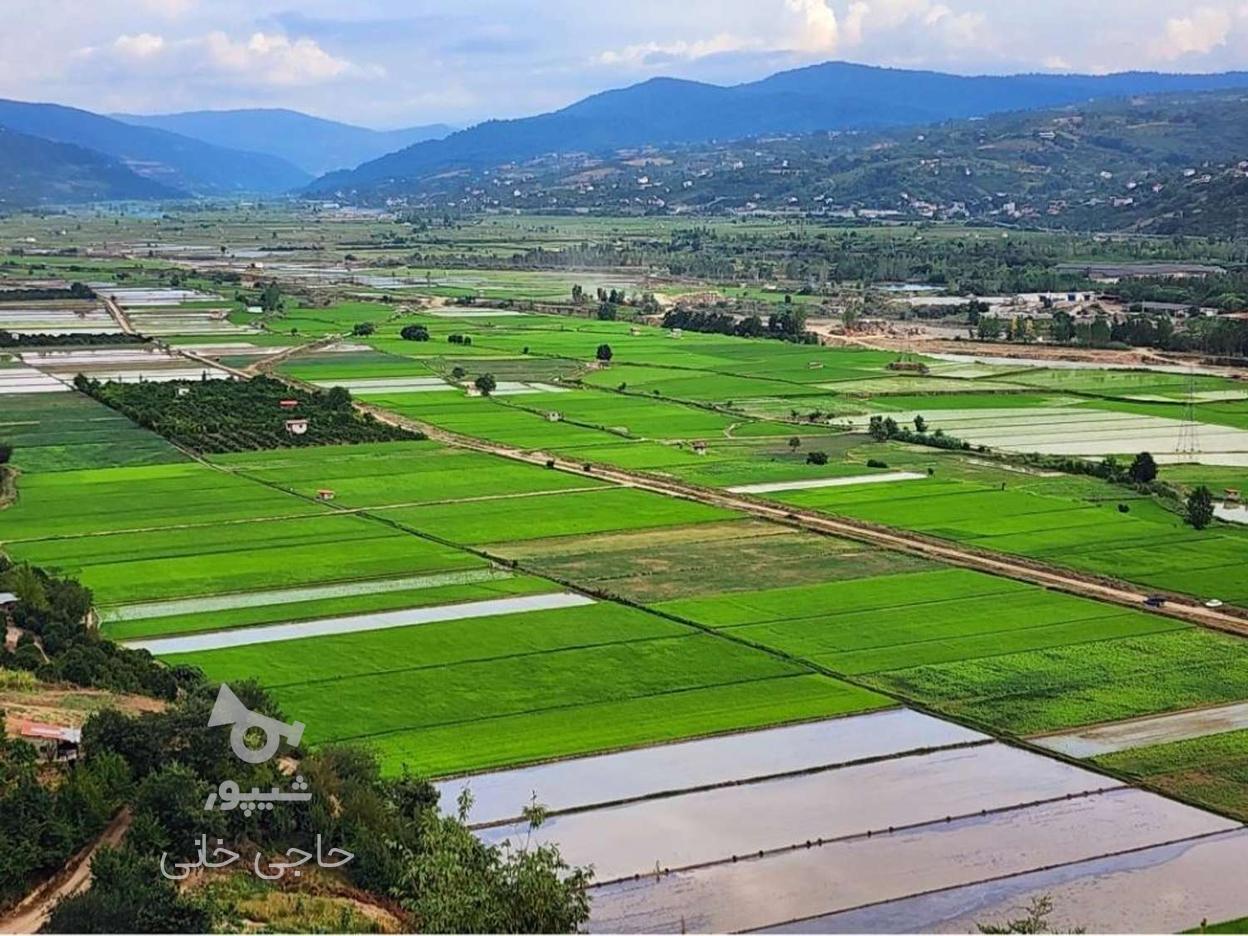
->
124 591 596 654
726 471 927 494
478 742 1118 883
426 308 529 317
0 305 118 333
447 699 1248 932
0 365 69 394
587 787 1238 932
21 346 235 382
100 568 517 623
846 406 1248 459
124 311 254 336
1035 701 1248 758
88 285 220 306
780 828 1248 934
309 376 455 393
923 351 1237 380
439 709 984 826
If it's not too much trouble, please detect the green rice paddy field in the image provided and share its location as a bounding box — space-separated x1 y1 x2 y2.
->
873 628 1248 735
2 389 894 775
1 392 183 472
170 603 888 775
1093 729 1248 821
767 463 1248 604
7 280 1248 819
271 310 1245 612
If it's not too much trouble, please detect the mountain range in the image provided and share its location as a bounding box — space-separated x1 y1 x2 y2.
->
112 109 453 177
404 90 1248 236
6 59 1248 223
0 124 182 207
305 61 1248 198
0 99 308 196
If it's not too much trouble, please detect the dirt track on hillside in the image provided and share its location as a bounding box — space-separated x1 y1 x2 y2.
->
0 810 132 934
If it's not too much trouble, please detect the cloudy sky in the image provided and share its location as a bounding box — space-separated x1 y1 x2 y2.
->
4 0 1248 128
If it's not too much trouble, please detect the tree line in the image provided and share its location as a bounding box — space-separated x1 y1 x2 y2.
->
0 282 95 303
0 559 195 909
0 559 184 699
0 331 149 349
662 306 815 343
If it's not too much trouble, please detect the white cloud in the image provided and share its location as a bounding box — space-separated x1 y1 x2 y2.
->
96 30 374 86
859 0 985 47
844 1 871 45
923 5 985 46
1155 6 1233 58
597 33 761 66
205 32 357 84
787 0 841 52
782 0 984 55
594 0 990 75
137 0 196 16
114 33 165 58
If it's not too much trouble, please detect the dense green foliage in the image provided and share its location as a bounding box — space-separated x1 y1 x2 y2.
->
76 374 422 453
0 281 93 301
0 737 130 910
44 840 212 934
662 306 813 343
0 330 148 348
0 561 183 698
868 414 972 450
1186 485 1216 529
1129 452 1159 484
58 688 593 933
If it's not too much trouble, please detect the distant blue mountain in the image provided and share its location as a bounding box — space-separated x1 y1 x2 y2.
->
0 125 184 207
307 60 1248 197
115 109 454 176
0 99 308 195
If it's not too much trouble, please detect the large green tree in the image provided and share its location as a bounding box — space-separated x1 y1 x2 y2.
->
1186 485 1216 529
394 799 591 933
1128 452 1158 484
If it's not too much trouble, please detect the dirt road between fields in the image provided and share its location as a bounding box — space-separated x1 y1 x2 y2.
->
0 809 132 934
349 399 1248 638
100 295 134 335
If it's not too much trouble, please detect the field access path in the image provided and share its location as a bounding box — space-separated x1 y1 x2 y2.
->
166 328 1246 638
0 810 131 935
345 398 1248 639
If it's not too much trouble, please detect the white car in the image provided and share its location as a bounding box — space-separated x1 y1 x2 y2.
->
1206 599 1225 609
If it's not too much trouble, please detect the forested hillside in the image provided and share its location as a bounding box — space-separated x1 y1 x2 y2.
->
378 91 1248 235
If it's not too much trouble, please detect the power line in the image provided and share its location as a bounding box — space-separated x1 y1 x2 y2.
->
1175 367 1200 457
